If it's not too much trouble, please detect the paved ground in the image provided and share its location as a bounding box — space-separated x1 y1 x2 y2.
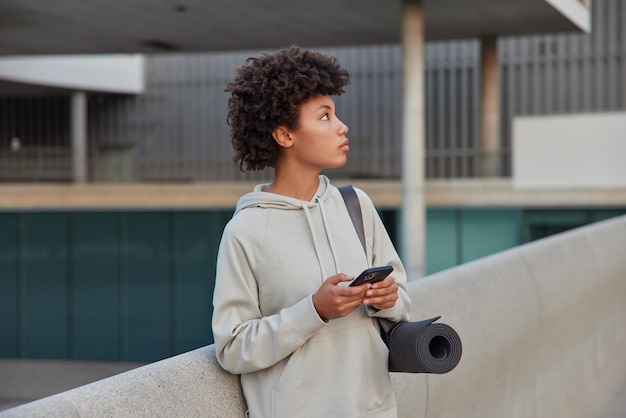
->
0 359 143 412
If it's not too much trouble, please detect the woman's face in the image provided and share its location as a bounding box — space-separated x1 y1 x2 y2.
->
287 94 350 172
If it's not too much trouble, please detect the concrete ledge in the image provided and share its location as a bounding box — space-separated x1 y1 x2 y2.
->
0 359 142 412
1 179 626 209
392 214 626 417
2 216 625 417
0 346 245 417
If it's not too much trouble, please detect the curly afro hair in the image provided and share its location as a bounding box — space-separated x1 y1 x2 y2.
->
225 46 350 171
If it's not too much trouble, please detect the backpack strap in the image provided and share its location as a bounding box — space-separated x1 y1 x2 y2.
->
338 185 366 254
338 184 396 337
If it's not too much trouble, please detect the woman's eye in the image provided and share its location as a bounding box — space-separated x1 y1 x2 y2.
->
321 113 329 121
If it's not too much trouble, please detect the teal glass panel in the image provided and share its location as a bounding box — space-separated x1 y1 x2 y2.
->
590 209 626 223
521 210 590 242
426 209 459 275
123 212 172 362
378 209 398 246
173 211 229 353
71 212 121 360
0 213 18 357
22 213 69 358
460 209 522 263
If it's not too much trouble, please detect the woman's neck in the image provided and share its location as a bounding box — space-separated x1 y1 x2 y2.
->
265 169 320 201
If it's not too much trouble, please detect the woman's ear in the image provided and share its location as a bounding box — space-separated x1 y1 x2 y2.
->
272 126 294 148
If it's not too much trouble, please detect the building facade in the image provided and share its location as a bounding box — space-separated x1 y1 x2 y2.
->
1 0 624 362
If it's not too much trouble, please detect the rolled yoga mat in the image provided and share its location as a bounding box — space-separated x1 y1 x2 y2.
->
383 316 462 374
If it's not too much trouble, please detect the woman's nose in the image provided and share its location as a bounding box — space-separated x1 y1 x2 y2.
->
338 119 349 136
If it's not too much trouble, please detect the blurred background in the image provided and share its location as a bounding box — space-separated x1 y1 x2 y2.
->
1 0 625 410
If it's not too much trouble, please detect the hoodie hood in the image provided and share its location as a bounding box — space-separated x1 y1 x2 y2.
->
234 175 340 279
234 175 332 215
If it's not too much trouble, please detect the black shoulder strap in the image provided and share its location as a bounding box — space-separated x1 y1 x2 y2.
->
338 185 366 254
339 185 395 336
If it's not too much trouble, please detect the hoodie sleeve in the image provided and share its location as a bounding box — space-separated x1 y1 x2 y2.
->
212 215 327 375
355 188 412 323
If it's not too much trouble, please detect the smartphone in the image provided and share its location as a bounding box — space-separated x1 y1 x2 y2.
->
349 265 393 287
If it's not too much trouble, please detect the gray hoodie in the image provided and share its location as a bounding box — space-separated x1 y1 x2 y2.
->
212 175 411 417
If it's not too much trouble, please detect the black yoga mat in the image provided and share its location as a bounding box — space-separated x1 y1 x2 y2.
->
384 316 462 374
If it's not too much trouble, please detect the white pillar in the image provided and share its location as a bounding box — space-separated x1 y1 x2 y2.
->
71 91 88 182
479 37 501 177
400 0 425 279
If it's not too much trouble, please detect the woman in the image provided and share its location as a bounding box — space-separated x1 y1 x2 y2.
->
212 45 411 418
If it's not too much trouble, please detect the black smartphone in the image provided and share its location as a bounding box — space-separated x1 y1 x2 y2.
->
349 265 393 287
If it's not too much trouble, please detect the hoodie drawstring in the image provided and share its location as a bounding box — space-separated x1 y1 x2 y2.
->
319 198 342 275
301 197 342 281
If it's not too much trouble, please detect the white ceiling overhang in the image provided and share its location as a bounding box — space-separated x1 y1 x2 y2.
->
0 0 589 96
0 0 589 55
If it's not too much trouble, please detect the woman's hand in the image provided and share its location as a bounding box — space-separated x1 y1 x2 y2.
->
361 277 399 310
312 273 369 321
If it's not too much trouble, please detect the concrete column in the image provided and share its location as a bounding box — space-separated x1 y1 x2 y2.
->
400 0 425 279
479 37 501 177
71 91 88 182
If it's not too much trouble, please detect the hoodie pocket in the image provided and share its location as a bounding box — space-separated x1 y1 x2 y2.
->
367 318 391 356
271 322 395 417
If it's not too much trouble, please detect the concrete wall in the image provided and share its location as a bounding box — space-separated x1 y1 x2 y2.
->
393 214 626 417
513 111 626 190
2 215 625 418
